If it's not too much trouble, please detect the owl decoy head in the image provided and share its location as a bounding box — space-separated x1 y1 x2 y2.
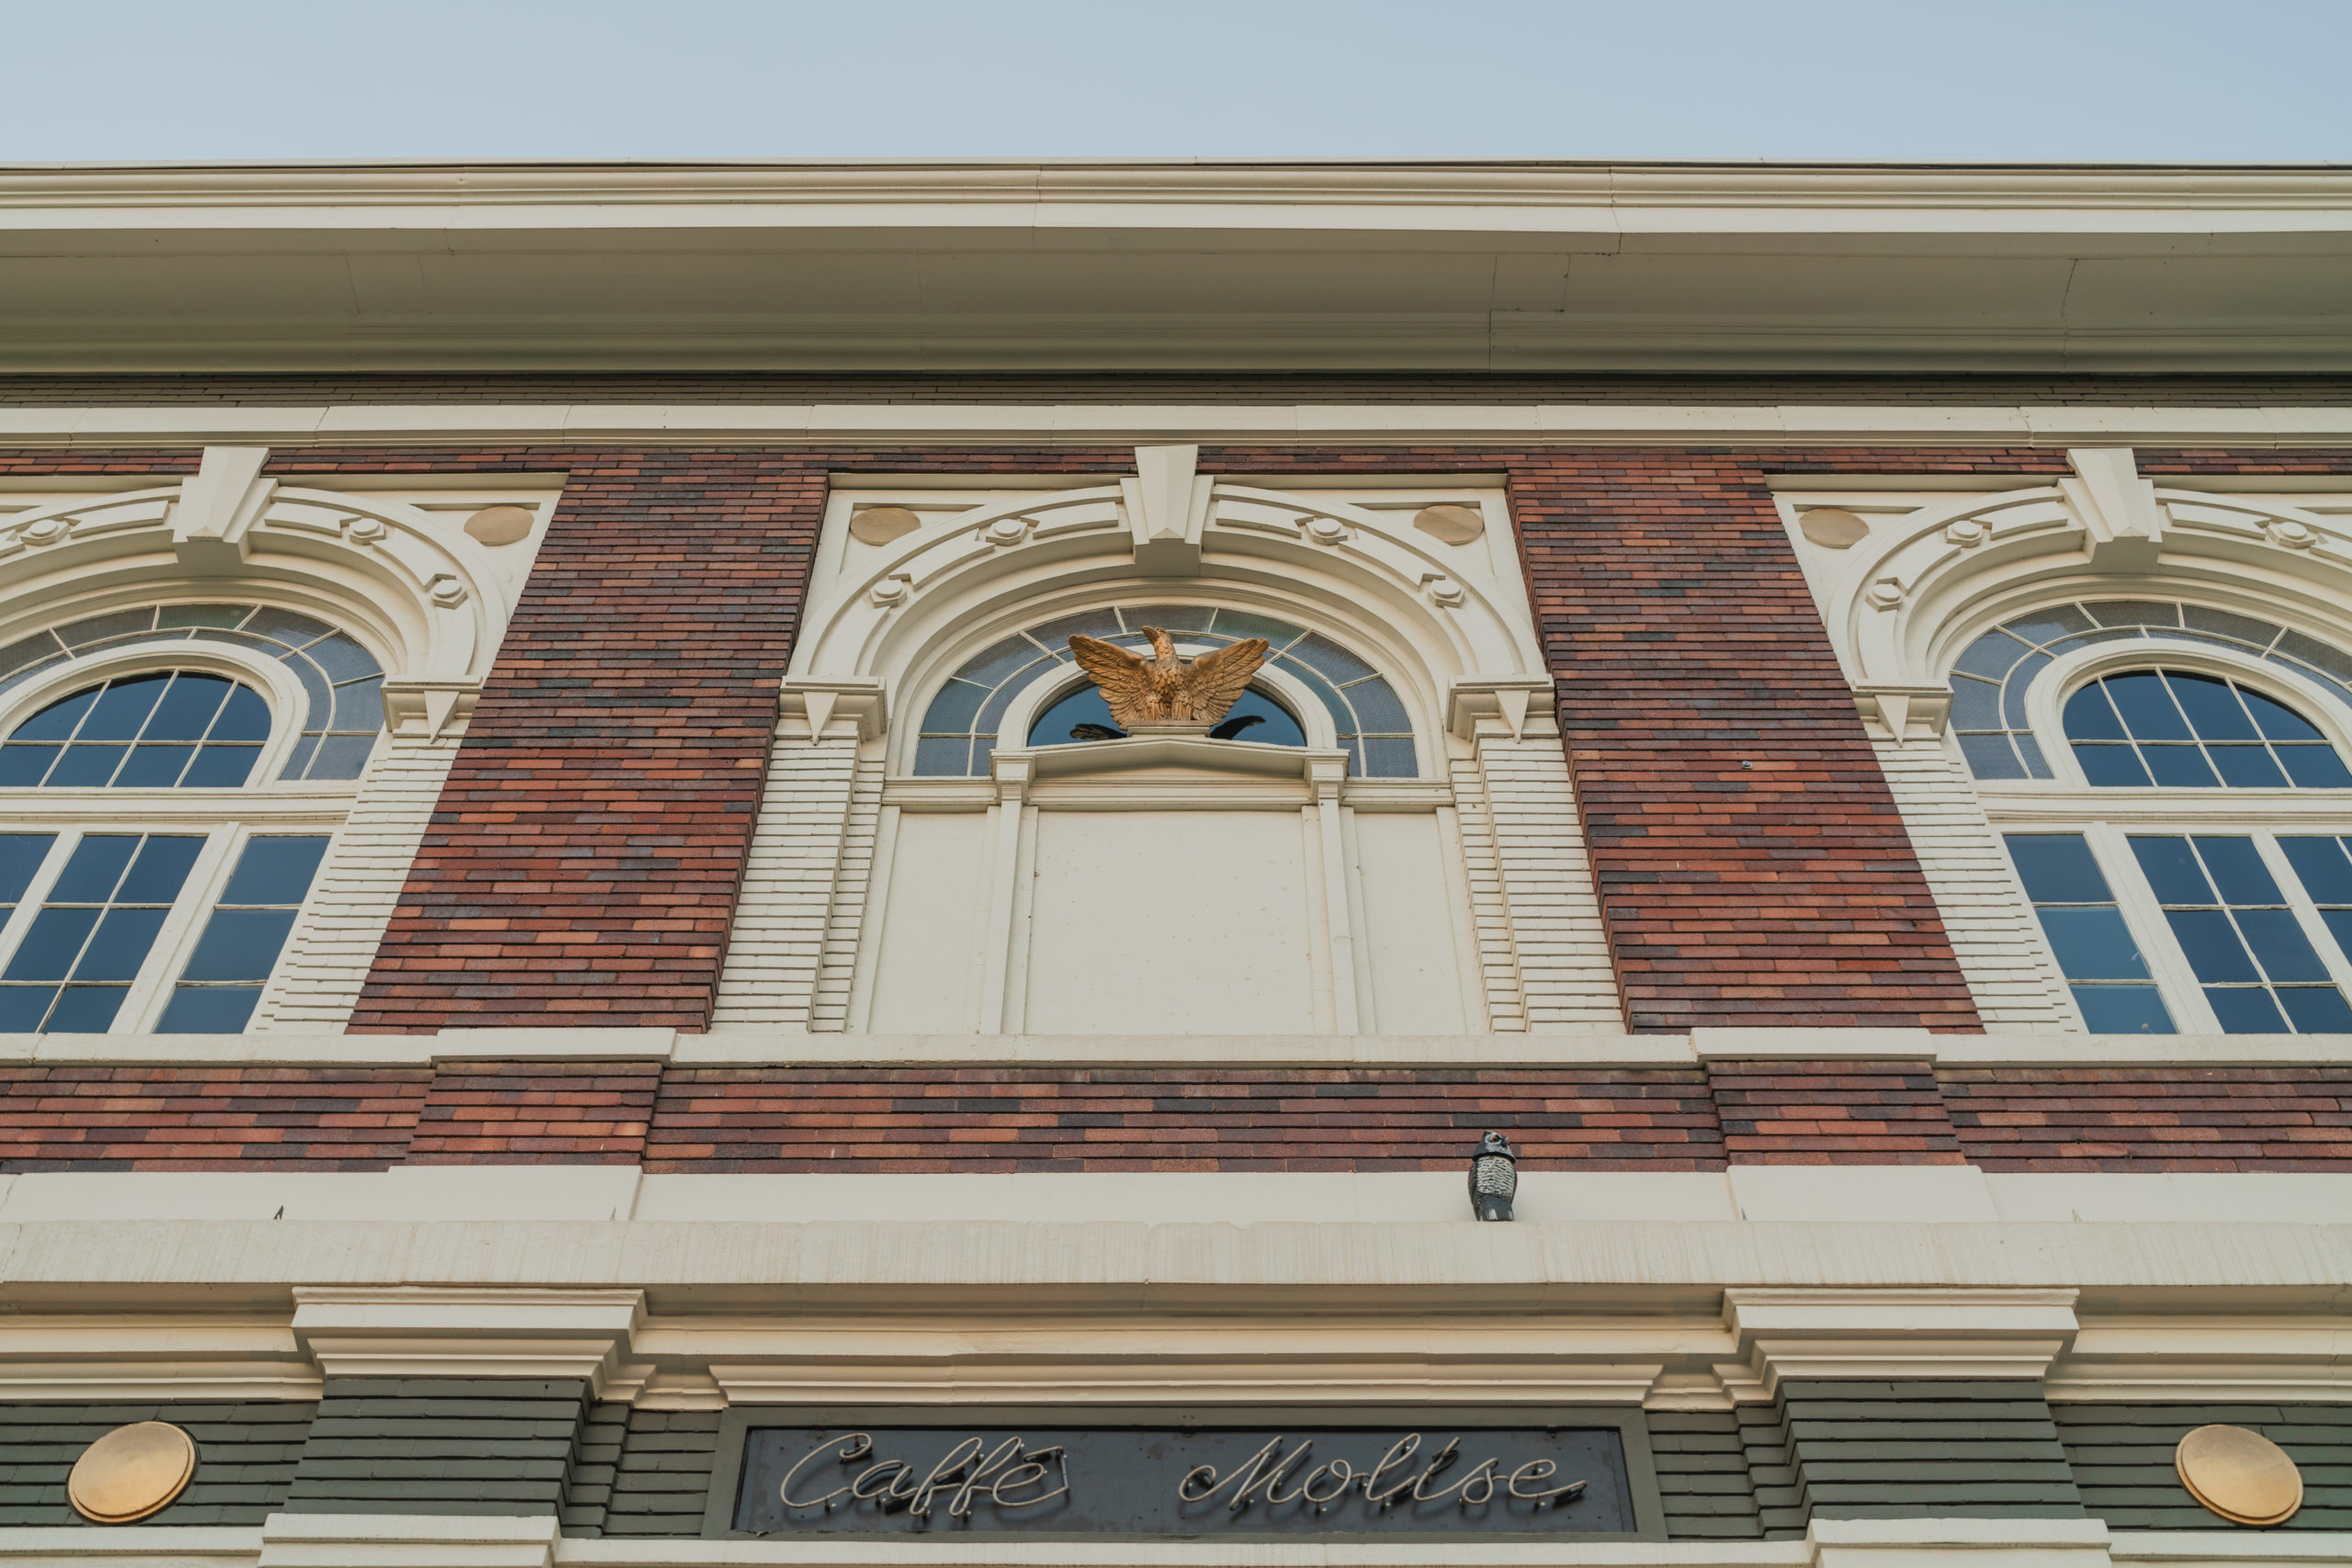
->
1477 1131 1518 1161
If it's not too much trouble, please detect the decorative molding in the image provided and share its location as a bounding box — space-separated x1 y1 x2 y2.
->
775 678 888 742
1120 444 1212 575
379 680 480 742
258 1513 558 1568
2048 1315 2352 1403
1720 1287 2082 1393
288 1287 645 1391
0 1316 320 1404
2062 446 2167 573
1850 682 1951 745
170 445 274 571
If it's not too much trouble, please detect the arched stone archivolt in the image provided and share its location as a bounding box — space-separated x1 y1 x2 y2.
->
0 450 561 1033
713 449 1620 1038
1776 450 2352 1033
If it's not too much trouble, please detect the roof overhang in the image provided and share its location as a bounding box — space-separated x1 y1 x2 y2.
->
3 160 2349 374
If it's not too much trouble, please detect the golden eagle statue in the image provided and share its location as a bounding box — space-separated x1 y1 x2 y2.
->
1067 628 1271 730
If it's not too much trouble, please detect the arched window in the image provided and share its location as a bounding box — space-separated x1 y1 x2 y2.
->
0 603 382 1034
912 604 1417 778
1961 602 2352 1034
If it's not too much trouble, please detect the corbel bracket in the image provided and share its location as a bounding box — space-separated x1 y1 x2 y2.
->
1718 1287 2080 1398
1120 444 1213 576
171 445 276 572
777 677 888 743
380 680 481 743
1851 682 1951 745
290 1286 647 1396
1446 675 1555 741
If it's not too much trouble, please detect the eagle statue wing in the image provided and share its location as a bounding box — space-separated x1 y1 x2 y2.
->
1067 635 1157 728
1182 637 1271 723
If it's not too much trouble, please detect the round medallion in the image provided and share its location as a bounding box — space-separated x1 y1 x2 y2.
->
1414 504 1484 545
463 505 536 547
849 506 922 547
1799 507 1870 548
67 1421 196 1524
2177 1424 2301 1526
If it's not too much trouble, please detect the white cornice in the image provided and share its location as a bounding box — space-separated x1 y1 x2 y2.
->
1 405 2351 448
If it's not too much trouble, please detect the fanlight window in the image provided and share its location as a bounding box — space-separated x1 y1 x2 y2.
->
0 673 268 788
0 604 382 781
2064 671 2352 788
1950 602 2352 782
914 605 1417 778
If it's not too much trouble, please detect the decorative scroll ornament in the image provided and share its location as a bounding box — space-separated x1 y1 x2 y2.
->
1068 628 1270 731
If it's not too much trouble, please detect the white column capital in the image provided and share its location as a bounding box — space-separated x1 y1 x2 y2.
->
289 1286 645 1389
1721 1286 2080 1395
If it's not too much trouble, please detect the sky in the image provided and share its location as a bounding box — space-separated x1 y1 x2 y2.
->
3 0 2348 165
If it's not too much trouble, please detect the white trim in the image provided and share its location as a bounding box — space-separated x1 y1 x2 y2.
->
0 404 2350 448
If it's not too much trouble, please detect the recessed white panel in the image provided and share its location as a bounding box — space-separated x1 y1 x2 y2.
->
1023 809 1313 1034
867 812 986 1033
1353 812 1467 1034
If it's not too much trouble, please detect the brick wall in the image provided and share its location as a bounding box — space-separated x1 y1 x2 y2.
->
0 1060 2338 1172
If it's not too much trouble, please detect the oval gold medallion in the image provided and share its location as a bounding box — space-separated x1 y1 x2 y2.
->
463 505 536 547
67 1421 196 1524
1799 507 1871 548
849 506 922 547
2177 1423 2301 1526
1413 503 1485 545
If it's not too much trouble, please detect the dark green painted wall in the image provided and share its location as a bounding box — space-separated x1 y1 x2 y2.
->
282 1379 591 1517
0 1401 314 1527
2054 1404 2352 1531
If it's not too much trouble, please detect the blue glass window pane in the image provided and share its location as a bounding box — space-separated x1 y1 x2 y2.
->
1287 634 1377 685
2182 606 2278 645
74 908 169 981
240 607 332 645
184 744 261 786
911 738 968 777
2165 672 2259 739
11 687 96 741
57 611 155 649
2106 672 2192 739
282 656 334 729
2192 837 2282 906
1953 631 2030 680
2281 837 2352 904
2206 987 2289 1033
113 745 194 788
117 837 202 904
976 673 1049 735
46 745 126 787
2209 745 2289 788
280 737 319 780
1209 690 1306 748
302 634 379 682
0 634 62 677
2233 908 2331 982
49 837 138 902
1204 610 1304 646
2003 606 2096 646
1125 604 1216 632
1362 739 1419 777
2014 734 2053 779
1950 677 2005 730
2073 985 2175 1033
142 674 232 740
329 677 384 733
178 909 298 983
0 835 53 906
0 746 57 785
2278 987 2352 1032
158 604 254 630
2008 835 2116 904
2242 688 2324 741
2324 908 2352 960
2062 685 2126 740
210 685 271 742
301 736 373 780
2278 747 2352 788
2001 654 2052 728
0 987 55 1031
2130 837 2212 905
2040 908 2154 981
954 637 1050 688
2163 910 2261 984
78 675 170 739
921 678 990 735
2087 601 2179 628
2143 745 2220 787
42 986 125 1032
2075 744 2152 786
220 837 329 906
3 908 97 980
1339 679 1412 735
1023 610 1126 648
155 986 262 1033
1027 686 1123 746
1959 733 2027 779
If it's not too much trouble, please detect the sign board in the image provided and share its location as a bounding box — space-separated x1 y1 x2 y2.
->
713 1416 1659 1538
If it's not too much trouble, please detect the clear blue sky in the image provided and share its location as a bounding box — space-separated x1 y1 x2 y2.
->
6 0 2348 164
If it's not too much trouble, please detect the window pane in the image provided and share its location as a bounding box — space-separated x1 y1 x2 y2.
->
113 744 195 788
2163 909 2260 984
2 908 99 981
2106 672 2192 739
2207 987 2290 1032
2278 746 2352 788
303 735 374 779
2208 745 2290 787
1959 733 2028 780
920 677 989 735
0 986 56 1031
78 675 170 739
2073 985 2175 1034
154 986 262 1033
2043 908 2156 980
2233 908 2332 983
10 687 96 741
184 744 260 786
42 986 126 1032
2143 745 2221 787
2281 836 2352 904
2191 837 2281 905
177 909 298 983
73 908 170 981
2278 986 2352 1032
0 834 55 908
46 745 126 787
220 837 330 906
48 836 138 902
117 837 203 904
142 674 232 740
2243 687 2324 740
2165 672 2259 739
2130 836 2212 905
0 746 57 785
2062 685 2127 739
2009 834 2117 904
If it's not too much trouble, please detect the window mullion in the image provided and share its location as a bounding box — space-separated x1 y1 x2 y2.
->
0 829 81 988
117 825 241 1033
2086 818 2222 1033
2251 831 2352 997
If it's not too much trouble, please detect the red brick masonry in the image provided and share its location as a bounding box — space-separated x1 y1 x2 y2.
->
0 1062 2341 1173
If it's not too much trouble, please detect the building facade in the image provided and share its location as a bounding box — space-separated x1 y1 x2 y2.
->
0 161 2343 1567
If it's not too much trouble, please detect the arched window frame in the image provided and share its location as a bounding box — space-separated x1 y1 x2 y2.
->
0 630 369 1035
1967 612 2352 1036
